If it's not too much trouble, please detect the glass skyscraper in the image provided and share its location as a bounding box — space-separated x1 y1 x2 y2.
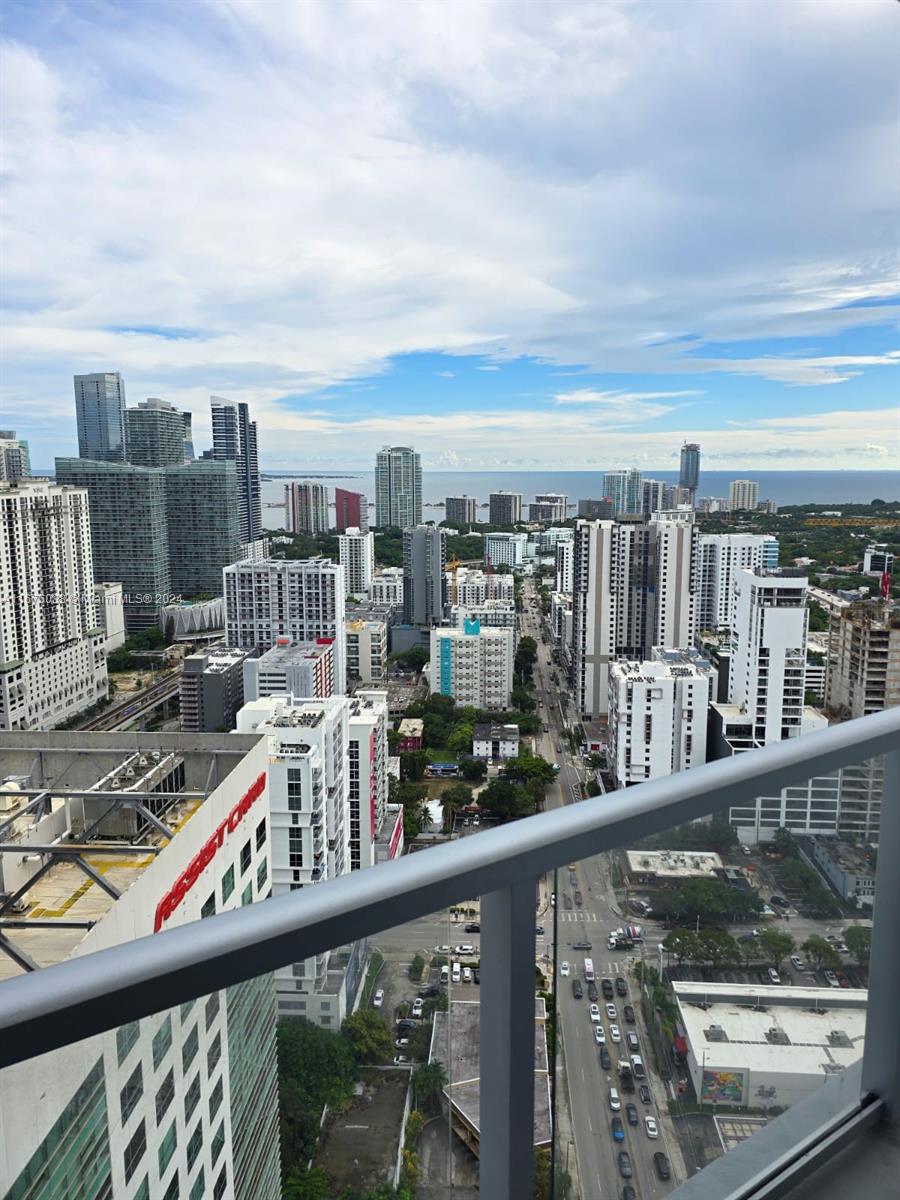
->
74 372 127 462
374 445 422 529
210 397 262 544
679 441 701 496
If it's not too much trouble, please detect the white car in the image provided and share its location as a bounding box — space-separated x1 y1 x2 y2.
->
435 944 450 953
411 998 424 1016
609 1024 621 1043
790 955 806 971
606 1003 617 1019
589 1003 602 1022
395 1037 409 1048
463 967 472 983
645 1116 659 1139
455 944 476 955
394 1055 411 1065
373 989 384 1009
594 1025 606 1045
560 961 570 977
608 937 618 951
767 968 781 985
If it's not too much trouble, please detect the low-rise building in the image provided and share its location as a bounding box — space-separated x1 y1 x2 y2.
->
450 600 517 631
243 637 336 702
397 717 424 751
624 849 724 886
162 596 226 640
180 644 256 731
472 723 520 761
804 836 876 907
483 532 528 570
346 617 387 684
370 566 404 605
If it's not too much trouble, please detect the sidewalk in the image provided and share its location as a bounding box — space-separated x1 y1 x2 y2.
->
555 1018 584 1198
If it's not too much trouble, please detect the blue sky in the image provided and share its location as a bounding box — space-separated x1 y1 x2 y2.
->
2 0 898 471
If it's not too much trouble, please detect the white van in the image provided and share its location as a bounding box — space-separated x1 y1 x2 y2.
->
452 962 461 984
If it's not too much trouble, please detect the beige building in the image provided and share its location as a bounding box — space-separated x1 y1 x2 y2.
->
346 618 387 684
826 601 900 718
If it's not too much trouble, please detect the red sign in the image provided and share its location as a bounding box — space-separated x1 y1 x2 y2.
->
153 772 266 932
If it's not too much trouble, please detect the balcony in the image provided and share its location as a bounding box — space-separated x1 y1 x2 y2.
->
0 708 897 1198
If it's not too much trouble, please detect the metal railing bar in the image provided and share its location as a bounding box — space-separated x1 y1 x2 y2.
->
0 708 896 1069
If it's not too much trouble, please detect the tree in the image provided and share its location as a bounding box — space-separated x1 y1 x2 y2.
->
671 878 760 924
405 1109 425 1147
504 752 556 786
662 929 699 966
511 686 536 712
400 750 428 781
772 826 798 857
479 777 532 823
409 953 426 981
396 645 428 672
283 1167 331 1200
412 1061 448 1114
341 1010 392 1065
447 723 474 754
843 925 872 967
278 1017 357 1178
696 928 742 969
459 756 487 782
802 935 843 970
441 783 473 821
422 711 450 748
758 929 796 969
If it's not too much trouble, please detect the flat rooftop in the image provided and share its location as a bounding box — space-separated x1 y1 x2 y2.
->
626 849 723 878
674 982 867 1079
257 639 332 666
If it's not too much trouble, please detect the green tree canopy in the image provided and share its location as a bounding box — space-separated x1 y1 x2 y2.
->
459 756 488 782
802 935 843 970
447 722 474 754
441 782 473 812
399 750 428 781
696 927 742 968
843 925 871 967
479 777 533 823
341 1010 393 1065
278 1017 357 1180
412 1061 448 1114
758 928 796 968
662 929 700 965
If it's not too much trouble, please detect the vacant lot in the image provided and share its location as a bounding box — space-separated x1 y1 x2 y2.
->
317 1068 408 1194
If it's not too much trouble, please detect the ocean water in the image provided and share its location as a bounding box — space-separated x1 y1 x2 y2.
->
263 469 899 519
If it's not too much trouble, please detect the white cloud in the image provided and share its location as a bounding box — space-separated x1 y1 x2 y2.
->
434 370 456 378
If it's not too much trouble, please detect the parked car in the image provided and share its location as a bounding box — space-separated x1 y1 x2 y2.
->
790 955 806 971
455 944 476 955
560 960 570 977
395 1037 409 1048
589 1004 602 1022
611 1116 625 1142
464 922 480 933
618 1151 633 1179
602 978 615 1000
419 984 440 998
394 1055 411 1066
741 844 752 856
473 968 480 984
639 1084 651 1104
625 1102 639 1126
623 1005 635 1024
572 979 583 999
600 1047 612 1070
535 926 545 936
606 1002 617 1019
569 869 577 886
610 1024 621 1043
594 1025 606 1045
615 976 628 996
411 998 424 1017
463 967 472 983
654 1152 672 1180
645 1116 659 1139
452 963 461 983
397 1019 418 1032
373 989 384 1008
824 969 840 987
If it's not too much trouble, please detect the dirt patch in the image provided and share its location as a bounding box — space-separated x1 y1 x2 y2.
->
317 1069 408 1194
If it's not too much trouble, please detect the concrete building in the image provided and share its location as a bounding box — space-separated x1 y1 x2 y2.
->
210 396 262 544
0 480 109 730
93 581 127 652
729 479 760 511
346 618 387 684
698 533 771 631
334 487 368 533
674 981 866 1112
375 445 422 529
472 723 520 761
180 645 255 732
608 648 715 787
528 493 567 523
181 409 195 460
654 517 700 650
370 567 404 605
641 478 668 516
826 601 900 718
223 557 347 692
577 498 614 520
451 600 516 631
284 481 329 535
430 623 514 710
679 442 701 499
0 730 281 1200
446 495 477 525
124 397 187 467
488 491 523 526
555 538 573 594
162 597 225 641
624 849 723 886
602 469 643 516
244 637 336 701
862 544 894 576
551 592 573 645
484 531 528 570
74 371 126 463
346 690 394 872
397 717 423 751
805 837 876 907
0 430 30 482
448 566 513 606
165 461 242 600
403 525 447 626
339 527 375 598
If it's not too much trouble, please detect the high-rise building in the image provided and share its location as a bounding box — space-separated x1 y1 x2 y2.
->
374 445 422 528
124 397 187 467
180 645 255 732
430 622 514 709
528 493 568 523
698 533 770 630
335 486 368 533
224 557 347 691
74 371 126 462
602 469 643 516
577 498 614 520
284 481 329 534
165 461 242 598
346 618 388 684
445 495 477 525
181 410 195 460
679 442 701 497
211 396 262 543
488 491 523 526
641 479 667 516
0 731 281 1200
728 479 759 511
484 531 528 569
244 637 336 701
339 527 375 597
608 648 716 788
0 480 109 730
402 525 447 626
862 545 895 577
0 431 30 482
654 517 700 650
369 566 404 605
826 601 900 718
555 538 574 593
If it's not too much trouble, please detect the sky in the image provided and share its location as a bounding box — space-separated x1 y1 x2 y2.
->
1 0 898 472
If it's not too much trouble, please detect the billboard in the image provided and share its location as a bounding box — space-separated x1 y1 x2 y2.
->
701 1068 745 1105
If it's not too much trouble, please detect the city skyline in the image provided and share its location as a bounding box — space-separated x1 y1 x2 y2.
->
2 2 897 472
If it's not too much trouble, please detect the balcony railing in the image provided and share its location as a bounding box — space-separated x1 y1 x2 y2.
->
0 708 897 1198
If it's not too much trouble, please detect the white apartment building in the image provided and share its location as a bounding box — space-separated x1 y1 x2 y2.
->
551 592 573 646
602 469 643 516
223 557 346 692
370 566 404 605
555 538 573 594
0 732 280 1200
94 580 127 652
698 533 771 630
484 532 528 569
608 648 716 788
0 480 109 730
244 637 336 701
448 566 514 606
528 493 568 523
0 430 30 482
450 600 517 632
284 481 329 535
346 618 387 684
862 544 894 576
728 479 759 511
338 527 375 598
430 623 515 710
654 517 700 650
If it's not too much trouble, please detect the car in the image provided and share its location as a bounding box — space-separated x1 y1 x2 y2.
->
834 942 849 954
589 1004 602 1022
606 1002 617 1019
741 844 752 856
587 981 599 1002
440 965 450 984
411 997 424 1016
560 961 570 977
790 955 806 971
770 895 789 909
435 944 450 954
825 933 839 943
455 944 476 955
623 1004 635 1024
594 1025 606 1045
600 1047 612 1070
452 963 461 983
464 922 481 933
615 976 628 997
535 926 545 936
602 978 614 999
373 989 384 1008
622 1188 637 1200
824 969 840 987
473 968 480 984
645 1115 659 1138
573 941 592 951
395 1037 409 1048
626 1031 640 1052
574 891 583 907
572 979 583 999
609 1024 621 1043
463 967 472 983
838 974 850 988
767 967 781 984
564 894 573 910
611 1116 625 1142
608 1087 621 1112
639 1084 651 1104
618 1150 633 1179
569 869 577 886
397 1019 418 1031
630 1055 645 1079
654 1152 672 1181
625 1102 639 1126
608 937 619 951
394 1055 411 1066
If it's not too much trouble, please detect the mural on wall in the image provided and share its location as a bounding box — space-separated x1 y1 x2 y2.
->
701 1069 745 1104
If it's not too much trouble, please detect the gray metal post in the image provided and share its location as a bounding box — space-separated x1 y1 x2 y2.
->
480 879 536 1198
861 748 900 1121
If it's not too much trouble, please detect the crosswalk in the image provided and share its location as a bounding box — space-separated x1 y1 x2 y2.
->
559 911 599 922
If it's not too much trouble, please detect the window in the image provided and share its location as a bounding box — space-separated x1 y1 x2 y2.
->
257 857 268 890
213 1166 228 1200
209 1075 224 1121
211 1120 225 1165
189 1169 205 1200
242 883 253 906
158 1120 177 1176
201 892 216 919
208 1031 222 1074
116 1021 139 1066
182 1024 199 1072
221 864 235 903
120 1063 143 1125
240 839 252 874
152 1016 172 1070
184 1073 201 1123
162 1173 179 1200
132 1179 150 1200
180 999 196 1022
205 991 220 1029
255 818 266 850
123 1120 146 1184
187 1123 203 1170
155 1068 175 1124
